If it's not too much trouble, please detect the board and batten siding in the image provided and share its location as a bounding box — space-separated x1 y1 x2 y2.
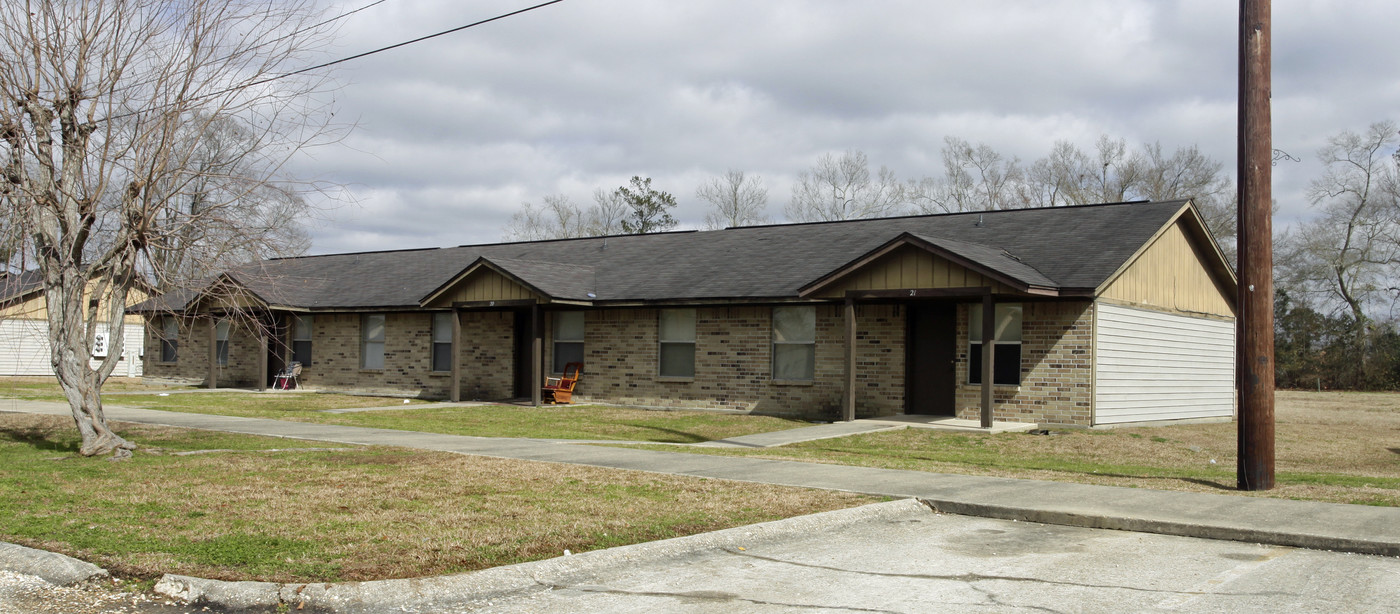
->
1093 303 1234 425
0 320 144 377
1099 221 1234 318
425 268 541 307
812 244 1014 298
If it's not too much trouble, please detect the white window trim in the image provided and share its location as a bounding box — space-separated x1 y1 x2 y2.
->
968 303 1022 386
658 308 697 378
292 314 313 365
552 311 584 374
431 312 453 373
215 320 230 367
771 306 816 381
361 313 386 370
160 316 179 363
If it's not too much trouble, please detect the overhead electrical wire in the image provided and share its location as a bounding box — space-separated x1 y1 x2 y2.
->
256 0 569 86
97 0 395 107
100 0 569 123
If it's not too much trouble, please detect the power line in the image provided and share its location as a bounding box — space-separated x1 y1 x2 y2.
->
263 0 568 85
99 0 394 107
102 0 568 123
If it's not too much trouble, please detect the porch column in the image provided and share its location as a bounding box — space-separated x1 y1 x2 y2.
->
207 317 218 390
283 313 293 366
450 307 462 403
981 294 995 428
531 303 542 407
843 298 857 422
256 323 268 391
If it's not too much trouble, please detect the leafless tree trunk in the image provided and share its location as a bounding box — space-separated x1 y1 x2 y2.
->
0 0 337 457
697 170 768 229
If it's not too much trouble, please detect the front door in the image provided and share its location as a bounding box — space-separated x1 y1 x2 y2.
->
906 304 957 415
512 310 532 398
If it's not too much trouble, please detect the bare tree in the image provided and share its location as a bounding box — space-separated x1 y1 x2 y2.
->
501 188 634 241
0 0 337 457
910 137 1026 213
925 135 1237 255
143 115 312 289
588 187 627 235
785 150 905 222
1278 121 1400 351
504 194 589 241
697 170 768 229
1023 140 1093 208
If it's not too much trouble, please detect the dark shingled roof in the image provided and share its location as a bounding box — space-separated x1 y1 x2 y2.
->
0 270 45 305
193 200 1200 310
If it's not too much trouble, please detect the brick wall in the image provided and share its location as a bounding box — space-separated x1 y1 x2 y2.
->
291 311 514 399
141 316 266 387
953 300 1094 426
547 305 905 419
142 301 1095 425
143 315 201 385
144 311 517 399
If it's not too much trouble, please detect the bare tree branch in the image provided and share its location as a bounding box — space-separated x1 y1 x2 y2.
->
697 170 768 229
0 0 340 457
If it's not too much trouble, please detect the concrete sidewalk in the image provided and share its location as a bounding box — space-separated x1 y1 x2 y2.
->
5 399 1399 558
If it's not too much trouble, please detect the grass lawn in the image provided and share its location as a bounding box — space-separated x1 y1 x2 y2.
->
0 377 812 443
617 390 1400 507
0 376 196 402
292 404 811 443
101 390 431 414
106 395 809 443
0 414 874 583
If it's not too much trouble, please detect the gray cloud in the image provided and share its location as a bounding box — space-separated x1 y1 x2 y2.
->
294 0 1400 254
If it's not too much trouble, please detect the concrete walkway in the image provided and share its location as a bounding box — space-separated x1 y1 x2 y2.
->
4 399 1399 558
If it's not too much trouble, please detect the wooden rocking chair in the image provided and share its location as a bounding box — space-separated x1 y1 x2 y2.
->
542 362 582 404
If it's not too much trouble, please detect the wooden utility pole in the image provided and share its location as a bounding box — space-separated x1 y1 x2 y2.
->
1236 0 1275 490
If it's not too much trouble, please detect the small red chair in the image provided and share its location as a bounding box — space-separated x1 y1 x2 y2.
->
543 362 582 404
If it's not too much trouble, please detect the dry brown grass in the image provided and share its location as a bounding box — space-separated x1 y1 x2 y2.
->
0 414 874 583
632 390 1400 506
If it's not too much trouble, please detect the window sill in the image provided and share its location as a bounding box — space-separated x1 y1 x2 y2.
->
961 383 1021 390
771 379 814 387
657 376 694 383
428 371 451 378
359 369 384 374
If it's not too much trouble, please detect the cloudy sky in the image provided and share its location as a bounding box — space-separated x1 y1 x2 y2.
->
293 0 1400 255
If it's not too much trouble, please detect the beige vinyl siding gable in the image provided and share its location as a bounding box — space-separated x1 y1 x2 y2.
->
812 245 1015 298
1099 221 1234 318
425 268 540 307
0 282 148 325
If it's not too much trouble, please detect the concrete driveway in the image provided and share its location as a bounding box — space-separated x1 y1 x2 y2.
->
455 502 1400 614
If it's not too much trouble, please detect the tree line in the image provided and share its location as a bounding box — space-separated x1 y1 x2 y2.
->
506 135 1239 256
507 122 1400 391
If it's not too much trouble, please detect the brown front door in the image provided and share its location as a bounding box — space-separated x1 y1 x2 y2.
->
512 310 532 398
907 304 956 415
